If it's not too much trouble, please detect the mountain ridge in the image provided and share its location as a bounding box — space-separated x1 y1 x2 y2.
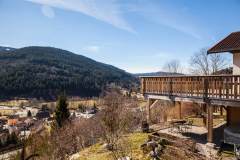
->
134 71 184 77
0 46 15 52
0 46 137 100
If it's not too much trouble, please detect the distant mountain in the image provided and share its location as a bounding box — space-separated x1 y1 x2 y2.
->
0 46 15 52
0 46 138 100
213 67 232 75
135 71 183 77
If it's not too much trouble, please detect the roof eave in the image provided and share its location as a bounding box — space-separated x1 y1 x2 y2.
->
207 49 240 54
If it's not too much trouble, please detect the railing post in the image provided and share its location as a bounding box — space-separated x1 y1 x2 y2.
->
169 77 173 97
226 77 229 99
203 77 209 102
234 76 237 99
219 77 222 99
141 78 145 94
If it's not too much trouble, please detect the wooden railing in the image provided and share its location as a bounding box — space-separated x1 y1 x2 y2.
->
141 75 240 101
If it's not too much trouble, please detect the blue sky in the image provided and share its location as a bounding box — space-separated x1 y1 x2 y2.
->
0 0 240 73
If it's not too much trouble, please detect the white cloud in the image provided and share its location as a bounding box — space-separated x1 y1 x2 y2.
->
25 0 134 33
41 5 55 18
83 45 100 53
126 1 201 39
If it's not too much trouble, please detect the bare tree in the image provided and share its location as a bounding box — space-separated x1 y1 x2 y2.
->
163 60 182 73
19 115 104 160
100 89 139 160
16 89 140 160
190 48 227 75
210 53 227 74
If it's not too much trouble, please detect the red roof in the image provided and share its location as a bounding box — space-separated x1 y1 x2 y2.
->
208 31 240 54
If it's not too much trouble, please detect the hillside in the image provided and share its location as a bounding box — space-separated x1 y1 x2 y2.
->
0 46 137 99
135 71 184 77
0 46 15 52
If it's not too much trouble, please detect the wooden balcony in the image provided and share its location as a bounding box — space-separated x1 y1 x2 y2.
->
141 75 240 105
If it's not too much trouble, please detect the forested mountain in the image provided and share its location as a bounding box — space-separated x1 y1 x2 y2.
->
0 46 137 99
0 46 15 52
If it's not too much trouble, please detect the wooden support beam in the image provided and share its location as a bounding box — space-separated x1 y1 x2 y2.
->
202 103 207 127
176 101 182 119
147 98 154 123
220 106 223 116
207 104 213 143
226 106 230 126
141 78 145 94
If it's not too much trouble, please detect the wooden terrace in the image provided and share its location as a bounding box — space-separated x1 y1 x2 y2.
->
141 75 240 106
141 31 240 144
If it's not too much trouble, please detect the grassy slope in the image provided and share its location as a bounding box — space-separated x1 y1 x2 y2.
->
76 133 149 160
187 117 225 127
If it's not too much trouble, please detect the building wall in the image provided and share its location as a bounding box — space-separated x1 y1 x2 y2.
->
233 53 240 75
227 107 240 125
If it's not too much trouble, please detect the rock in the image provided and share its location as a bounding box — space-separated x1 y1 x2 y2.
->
235 145 240 159
141 121 149 133
103 143 114 151
147 141 158 150
158 138 170 147
118 156 131 160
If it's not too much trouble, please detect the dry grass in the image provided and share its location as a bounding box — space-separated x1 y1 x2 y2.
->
138 100 147 108
67 99 98 109
187 117 225 127
0 109 16 116
75 131 208 160
0 99 28 106
0 99 98 108
220 150 235 159
76 133 149 160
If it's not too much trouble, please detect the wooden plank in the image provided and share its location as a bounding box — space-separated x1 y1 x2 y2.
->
219 77 223 99
141 78 145 94
226 77 229 99
234 76 238 99
176 101 182 119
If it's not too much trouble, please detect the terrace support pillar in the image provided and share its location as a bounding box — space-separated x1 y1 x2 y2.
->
226 106 230 126
207 104 213 143
147 98 155 124
202 104 207 127
176 101 182 119
220 106 223 116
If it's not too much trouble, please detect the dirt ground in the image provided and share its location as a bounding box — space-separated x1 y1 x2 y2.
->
151 132 206 160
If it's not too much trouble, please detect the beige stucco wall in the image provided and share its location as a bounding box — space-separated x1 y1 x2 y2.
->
233 53 240 75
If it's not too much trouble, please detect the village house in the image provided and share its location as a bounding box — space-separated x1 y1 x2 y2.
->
24 106 39 116
0 106 19 116
7 115 19 126
36 110 50 119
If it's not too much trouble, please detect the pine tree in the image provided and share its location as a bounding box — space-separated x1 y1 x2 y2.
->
10 132 18 144
6 134 10 144
55 94 70 127
93 103 98 113
0 140 3 148
78 104 86 113
27 110 32 117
